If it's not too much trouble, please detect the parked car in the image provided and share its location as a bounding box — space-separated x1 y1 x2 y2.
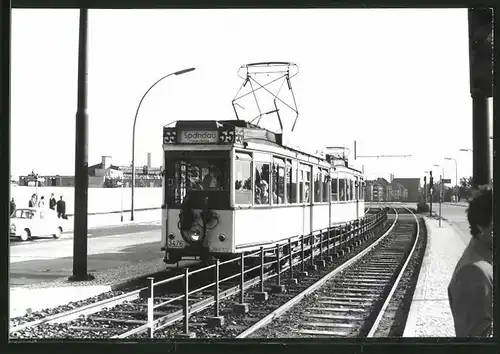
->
10 208 65 241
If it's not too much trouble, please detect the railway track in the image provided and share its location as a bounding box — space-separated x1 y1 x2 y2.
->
10 209 394 340
239 207 419 338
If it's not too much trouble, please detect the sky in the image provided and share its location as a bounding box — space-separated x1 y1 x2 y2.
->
11 9 491 186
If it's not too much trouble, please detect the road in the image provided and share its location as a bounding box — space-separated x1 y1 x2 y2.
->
9 222 161 246
9 223 162 286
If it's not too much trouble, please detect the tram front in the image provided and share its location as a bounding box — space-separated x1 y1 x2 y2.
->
161 121 237 264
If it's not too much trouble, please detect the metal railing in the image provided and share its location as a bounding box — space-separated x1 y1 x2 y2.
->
136 209 388 338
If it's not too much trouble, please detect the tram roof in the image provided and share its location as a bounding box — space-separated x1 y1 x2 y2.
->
164 120 362 175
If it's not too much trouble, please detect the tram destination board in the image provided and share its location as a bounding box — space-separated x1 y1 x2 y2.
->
442 178 451 184
179 130 219 144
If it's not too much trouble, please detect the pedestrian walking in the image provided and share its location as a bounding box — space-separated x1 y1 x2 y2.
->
28 194 36 207
38 196 45 208
448 186 492 337
49 193 56 210
56 196 67 219
10 198 16 216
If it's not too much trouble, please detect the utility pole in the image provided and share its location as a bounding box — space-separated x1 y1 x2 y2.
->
423 175 427 204
439 175 443 227
429 171 434 217
468 8 493 187
69 8 94 282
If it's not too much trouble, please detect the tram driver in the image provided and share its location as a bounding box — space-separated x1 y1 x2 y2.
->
202 165 222 190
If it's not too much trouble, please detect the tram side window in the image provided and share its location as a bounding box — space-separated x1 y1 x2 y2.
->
350 179 354 201
288 163 297 204
314 167 322 203
354 178 359 200
339 178 346 201
345 179 350 201
331 177 338 201
235 154 252 205
272 159 285 204
360 181 364 200
300 164 311 203
322 169 329 202
255 162 271 205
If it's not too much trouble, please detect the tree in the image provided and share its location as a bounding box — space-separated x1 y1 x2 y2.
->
458 176 473 200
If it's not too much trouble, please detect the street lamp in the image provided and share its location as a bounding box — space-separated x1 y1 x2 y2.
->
131 67 196 221
433 164 444 227
459 148 473 152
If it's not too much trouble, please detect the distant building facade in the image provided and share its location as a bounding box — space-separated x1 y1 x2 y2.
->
365 180 384 202
20 153 163 188
392 178 421 202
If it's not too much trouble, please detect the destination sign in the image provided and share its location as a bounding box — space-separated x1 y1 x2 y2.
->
179 130 219 144
442 178 451 184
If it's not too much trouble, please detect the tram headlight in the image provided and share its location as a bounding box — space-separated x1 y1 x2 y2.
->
218 233 226 242
185 227 202 242
168 233 176 240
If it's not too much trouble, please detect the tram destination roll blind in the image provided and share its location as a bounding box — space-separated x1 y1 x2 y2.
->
179 130 219 144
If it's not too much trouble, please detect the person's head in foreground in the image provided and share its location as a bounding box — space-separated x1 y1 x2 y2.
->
467 186 493 249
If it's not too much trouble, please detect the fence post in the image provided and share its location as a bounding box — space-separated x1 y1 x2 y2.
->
287 238 298 285
240 252 245 304
326 228 330 256
300 234 306 274
309 233 317 271
183 268 189 334
254 247 269 302
276 243 281 286
206 259 224 327
232 253 249 314
260 247 265 293
147 277 154 339
175 268 196 338
270 243 285 293
319 230 323 261
214 260 220 317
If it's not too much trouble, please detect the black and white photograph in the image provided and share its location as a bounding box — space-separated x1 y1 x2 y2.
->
7 7 493 341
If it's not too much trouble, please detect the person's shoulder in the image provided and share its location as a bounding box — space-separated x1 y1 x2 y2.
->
454 262 492 286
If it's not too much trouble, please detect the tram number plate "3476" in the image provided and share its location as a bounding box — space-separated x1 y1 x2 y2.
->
167 240 185 248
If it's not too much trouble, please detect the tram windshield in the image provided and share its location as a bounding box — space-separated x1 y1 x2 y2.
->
165 152 230 209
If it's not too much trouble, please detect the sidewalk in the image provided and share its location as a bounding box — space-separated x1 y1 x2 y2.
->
443 202 468 208
403 216 467 337
62 208 161 233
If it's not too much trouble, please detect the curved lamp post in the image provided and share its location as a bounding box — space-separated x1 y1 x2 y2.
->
131 67 196 221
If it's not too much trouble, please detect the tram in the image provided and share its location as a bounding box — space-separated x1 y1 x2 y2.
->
160 62 365 264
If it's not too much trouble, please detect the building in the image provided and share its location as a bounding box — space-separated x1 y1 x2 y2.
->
19 174 76 187
376 178 392 202
390 181 408 201
392 178 421 202
365 180 384 202
88 156 124 179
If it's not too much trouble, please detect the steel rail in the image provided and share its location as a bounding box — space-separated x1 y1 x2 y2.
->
236 207 398 338
366 207 420 337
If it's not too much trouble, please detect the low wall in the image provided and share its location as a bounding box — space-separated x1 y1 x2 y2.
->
10 186 162 215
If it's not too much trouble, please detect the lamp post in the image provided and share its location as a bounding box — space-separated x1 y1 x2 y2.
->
444 157 458 202
131 67 196 221
424 170 430 203
433 164 443 227
117 180 124 222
